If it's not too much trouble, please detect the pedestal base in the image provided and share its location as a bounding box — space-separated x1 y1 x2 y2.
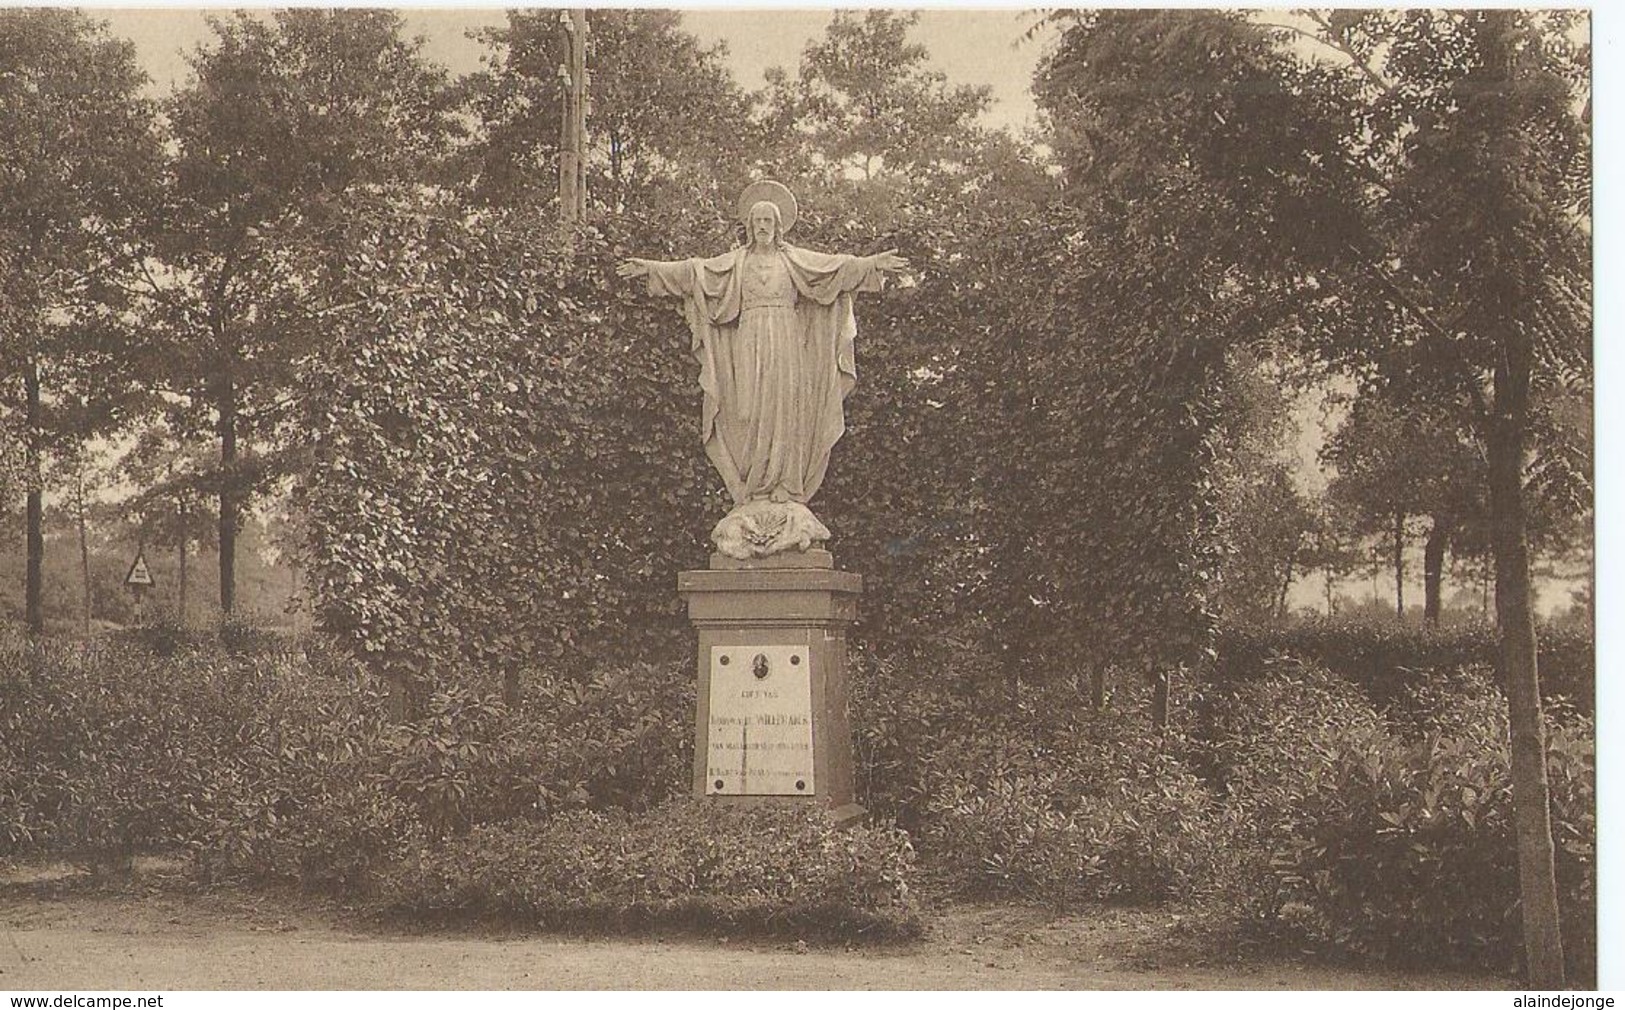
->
677 554 860 807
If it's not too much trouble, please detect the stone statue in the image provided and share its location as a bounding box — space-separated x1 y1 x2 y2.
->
617 181 907 560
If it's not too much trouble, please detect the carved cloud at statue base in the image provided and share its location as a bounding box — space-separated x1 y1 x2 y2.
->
710 500 831 560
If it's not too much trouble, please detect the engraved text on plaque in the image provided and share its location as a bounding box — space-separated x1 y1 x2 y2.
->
706 644 815 795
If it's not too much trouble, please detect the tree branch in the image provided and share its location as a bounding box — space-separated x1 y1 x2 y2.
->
1342 240 1493 425
1296 10 1400 100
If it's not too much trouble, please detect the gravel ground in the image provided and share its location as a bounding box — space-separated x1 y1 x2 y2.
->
0 862 1511 991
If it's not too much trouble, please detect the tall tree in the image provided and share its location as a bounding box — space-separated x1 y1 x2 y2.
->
464 10 757 217
1027 9 1362 720
152 9 458 614
0 9 160 635
760 10 992 186
1038 23 1591 981
1323 394 1486 624
1287 9 1589 982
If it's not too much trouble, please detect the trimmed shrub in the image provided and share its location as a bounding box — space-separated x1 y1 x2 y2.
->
853 641 1228 904
0 636 269 859
194 668 406 890
1213 617 1594 712
519 659 693 815
376 802 919 937
1208 661 1596 982
199 660 691 889
1 636 691 893
919 708 1225 903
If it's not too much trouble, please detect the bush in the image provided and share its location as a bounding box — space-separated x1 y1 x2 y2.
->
194 669 407 890
0 637 268 860
377 802 919 938
519 660 693 814
1207 661 1596 982
199 659 691 889
1213 618 1594 713
853 642 1227 904
0 637 691 894
107 613 298 661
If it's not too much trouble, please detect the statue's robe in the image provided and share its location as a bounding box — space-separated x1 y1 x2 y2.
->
644 245 885 506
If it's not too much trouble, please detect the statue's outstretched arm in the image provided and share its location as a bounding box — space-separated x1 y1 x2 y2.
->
616 256 697 296
866 249 908 273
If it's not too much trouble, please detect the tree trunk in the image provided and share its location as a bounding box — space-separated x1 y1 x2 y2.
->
1392 510 1405 620
1275 534 1299 622
177 531 188 628
1424 515 1451 628
1490 340 1565 986
24 362 44 638
76 469 92 636
1324 566 1336 616
1150 663 1170 729
218 370 237 615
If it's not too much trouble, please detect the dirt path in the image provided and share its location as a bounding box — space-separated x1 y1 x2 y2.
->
0 874 1510 990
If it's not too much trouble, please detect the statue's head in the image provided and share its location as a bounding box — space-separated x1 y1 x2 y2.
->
748 200 782 248
736 180 798 247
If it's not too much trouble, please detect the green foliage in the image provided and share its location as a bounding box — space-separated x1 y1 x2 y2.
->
145 9 464 614
295 199 719 695
0 637 689 885
759 10 991 184
0 635 265 858
380 663 691 839
465 10 757 212
199 658 690 887
197 670 409 891
852 642 1225 903
1212 617 1594 713
0 9 162 635
1324 396 1486 541
1209 351 1319 623
377 803 919 938
996 9 1363 681
1205 662 1595 982
0 9 159 333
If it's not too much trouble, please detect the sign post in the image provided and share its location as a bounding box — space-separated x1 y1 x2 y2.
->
125 548 154 625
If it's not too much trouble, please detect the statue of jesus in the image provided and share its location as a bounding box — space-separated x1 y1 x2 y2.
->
617 180 907 560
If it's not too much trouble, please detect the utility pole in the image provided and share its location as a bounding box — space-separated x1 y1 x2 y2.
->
558 9 588 228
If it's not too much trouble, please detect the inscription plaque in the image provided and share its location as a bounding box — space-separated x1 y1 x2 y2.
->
706 644 814 795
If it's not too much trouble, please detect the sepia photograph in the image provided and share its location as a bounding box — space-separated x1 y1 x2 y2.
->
0 3 1601 994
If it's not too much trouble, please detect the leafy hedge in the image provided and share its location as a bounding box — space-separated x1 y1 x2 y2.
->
1 631 1596 975
1213 617 1594 712
0 634 265 858
851 639 1594 980
852 641 1227 904
378 803 919 937
1204 660 1595 984
0 637 690 872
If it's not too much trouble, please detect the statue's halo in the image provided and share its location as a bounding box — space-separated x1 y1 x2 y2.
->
737 180 798 233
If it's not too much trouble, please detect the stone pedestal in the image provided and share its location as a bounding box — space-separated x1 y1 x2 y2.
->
676 549 860 808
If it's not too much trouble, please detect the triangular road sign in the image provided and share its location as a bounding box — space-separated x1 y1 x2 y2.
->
125 551 155 587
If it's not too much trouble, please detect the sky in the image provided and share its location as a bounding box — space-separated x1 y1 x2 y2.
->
91 7 1054 132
